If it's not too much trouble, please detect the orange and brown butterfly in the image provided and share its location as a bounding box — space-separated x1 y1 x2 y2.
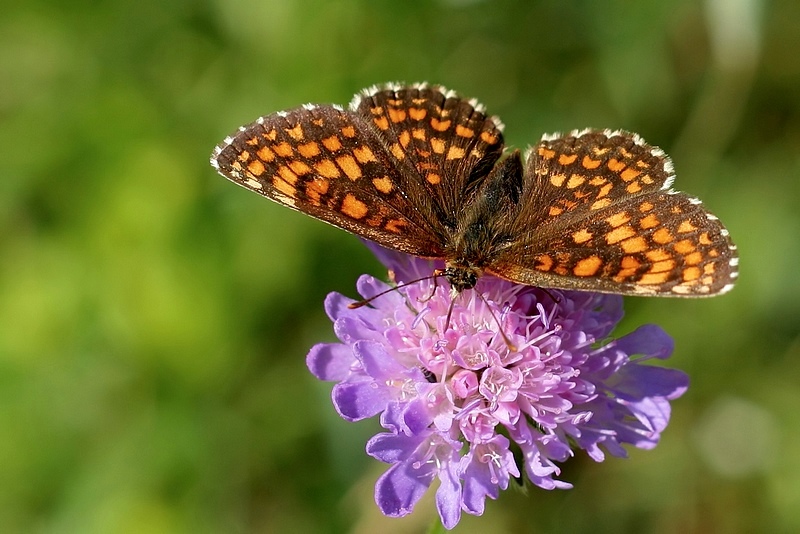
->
211 82 737 298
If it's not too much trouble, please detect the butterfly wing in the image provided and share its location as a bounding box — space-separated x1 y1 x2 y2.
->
212 103 450 256
212 83 506 258
350 83 505 232
487 130 738 296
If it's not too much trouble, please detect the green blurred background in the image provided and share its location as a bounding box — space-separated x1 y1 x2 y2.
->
2 0 798 532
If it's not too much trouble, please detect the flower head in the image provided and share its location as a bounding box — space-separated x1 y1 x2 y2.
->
307 243 688 529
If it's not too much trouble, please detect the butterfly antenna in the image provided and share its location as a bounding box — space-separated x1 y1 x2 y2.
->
474 290 518 352
347 273 446 309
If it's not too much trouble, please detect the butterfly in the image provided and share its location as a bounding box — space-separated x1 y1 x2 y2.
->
211 82 737 298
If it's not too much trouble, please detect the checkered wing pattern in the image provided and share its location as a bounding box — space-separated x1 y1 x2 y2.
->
211 83 504 257
488 130 738 296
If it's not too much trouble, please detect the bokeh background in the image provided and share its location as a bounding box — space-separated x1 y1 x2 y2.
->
2 0 799 532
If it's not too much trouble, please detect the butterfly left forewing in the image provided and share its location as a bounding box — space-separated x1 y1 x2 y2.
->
212 104 447 257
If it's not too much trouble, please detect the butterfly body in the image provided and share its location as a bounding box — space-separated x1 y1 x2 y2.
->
212 83 737 297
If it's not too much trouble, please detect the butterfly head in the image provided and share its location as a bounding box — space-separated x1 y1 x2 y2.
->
441 262 482 295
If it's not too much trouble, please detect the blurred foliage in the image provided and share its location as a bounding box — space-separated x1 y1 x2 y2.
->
1 0 799 532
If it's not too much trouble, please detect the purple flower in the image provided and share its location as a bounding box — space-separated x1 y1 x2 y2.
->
307 243 688 529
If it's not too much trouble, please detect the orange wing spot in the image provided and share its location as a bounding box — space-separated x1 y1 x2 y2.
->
399 130 411 147
621 236 649 253
582 156 602 169
622 256 641 269
470 149 484 158
639 214 660 229
572 229 593 244
682 266 701 282
336 154 362 180
264 129 278 141
619 147 633 158
286 124 304 140
447 146 466 160
372 176 393 194
535 255 554 272
708 249 719 257
353 145 378 164
273 142 293 157
636 159 651 168
278 165 299 184
589 177 606 186
597 183 613 198
567 174 586 189
480 131 498 144
670 205 683 214
412 128 426 140
289 161 312 176
416 149 431 158
431 118 451 131
646 248 671 262
620 168 641 182
366 213 383 227
244 178 263 190
456 125 475 138
370 106 384 115
296 142 319 158
607 158 626 172
606 225 636 244
639 201 654 212
593 147 611 156
412 98 427 105
649 259 676 273
626 182 642 193
558 153 578 165
699 232 713 245
538 146 556 159
237 151 251 162
652 228 674 244
639 272 671 285
305 177 329 204
391 143 405 160
426 173 441 185
431 138 446 154
605 212 631 228
314 159 340 178
554 265 569 276
385 219 406 233
341 125 356 138
701 276 714 286
247 159 266 176
341 193 368 219
678 220 697 233
591 198 612 210
373 116 389 130
245 137 259 146
231 161 243 171
684 251 703 265
388 108 407 123
272 176 295 197
409 107 427 120
550 174 567 187
312 118 324 127
674 239 695 254
549 206 564 216
574 255 603 277
641 175 654 185
322 135 342 152
387 98 403 106
703 263 716 274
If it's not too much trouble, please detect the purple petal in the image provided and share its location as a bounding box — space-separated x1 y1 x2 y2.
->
615 324 675 360
333 379 394 421
374 460 434 519
306 343 354 381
